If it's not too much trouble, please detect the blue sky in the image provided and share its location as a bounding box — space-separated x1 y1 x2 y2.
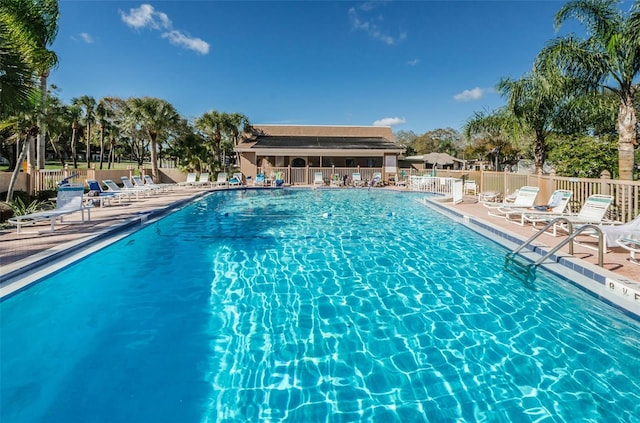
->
51 0 576 135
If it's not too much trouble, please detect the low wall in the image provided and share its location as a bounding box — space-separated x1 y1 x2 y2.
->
0 172 28 195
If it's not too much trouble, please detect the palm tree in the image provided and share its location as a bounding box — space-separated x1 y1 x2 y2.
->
95 98 116 169
464 109 519 172
127 97 180 181
68 104 81 168
496 67 580 173
195 110 236 170
0 8 36 118
72 95 96 167
537 0 640 180
227 112 252 164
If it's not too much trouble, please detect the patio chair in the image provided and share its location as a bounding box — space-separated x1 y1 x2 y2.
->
616 238 640 265
132 175 163 193
463 180 477 196
483 186 539 217
525 194 615 236
177 172 197 188
103 179 145 200
229 172 244 187
214 172 227 188
273 171 285 187
254 173 266 186
143 175 175 191
313 172 324 187
576 214 640 251
395 172 408 187
503 189 573 226
195 173 212 188
351 172 365 187
8 185 92 234
369 172 382 188
120 176 155 195
86 179 128 207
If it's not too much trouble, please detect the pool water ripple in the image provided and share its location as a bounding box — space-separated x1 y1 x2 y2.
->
1 189 639 422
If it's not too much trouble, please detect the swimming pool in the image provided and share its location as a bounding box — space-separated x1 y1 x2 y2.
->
1 189 639 422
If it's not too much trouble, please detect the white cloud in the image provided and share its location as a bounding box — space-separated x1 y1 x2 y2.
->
407 58 419 66
373 117 406 126
454 87 485 102
120 4 170 30
162 30 209 55
78 33 94 43
120 4 209 55
348 5 405 46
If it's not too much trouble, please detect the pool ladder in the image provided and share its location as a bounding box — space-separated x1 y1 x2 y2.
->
505 217 605 281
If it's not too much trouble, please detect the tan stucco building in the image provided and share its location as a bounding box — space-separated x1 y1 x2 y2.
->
235 124 404 185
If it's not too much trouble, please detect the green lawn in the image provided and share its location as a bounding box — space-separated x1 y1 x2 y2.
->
0 161 147 172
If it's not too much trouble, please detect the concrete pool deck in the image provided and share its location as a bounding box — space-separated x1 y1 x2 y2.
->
1 185 638 307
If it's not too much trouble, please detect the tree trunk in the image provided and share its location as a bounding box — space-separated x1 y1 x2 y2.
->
533 130 546 174
86 121 91 168
7 128 37 202
99 124 105 170
616 99 637 180
71 123 78 169
148 130 159 182
37 73 48 170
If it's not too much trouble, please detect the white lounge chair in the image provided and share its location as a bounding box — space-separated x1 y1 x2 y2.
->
8 185 92 234
526 194 615 236
352 172 365 187
313 172 324 187
483 186 540 217
214 172 227 188
177 172 197 188
103 179 145 200
86 179 128 207
120 176 154 196
369 172 382 187
132 175 163 193
576 214 640 251
143 175 175 191
504 189 573 226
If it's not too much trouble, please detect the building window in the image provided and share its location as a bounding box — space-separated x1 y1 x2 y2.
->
292 158 306 167
346 159 355 167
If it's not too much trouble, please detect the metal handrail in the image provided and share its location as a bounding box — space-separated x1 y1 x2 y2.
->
534 224 604 267
508 217 605 268
508 217 574 258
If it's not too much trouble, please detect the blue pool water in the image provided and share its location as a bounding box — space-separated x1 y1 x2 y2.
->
1 189 639 422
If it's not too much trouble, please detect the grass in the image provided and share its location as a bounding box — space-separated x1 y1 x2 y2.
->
0 161 148 172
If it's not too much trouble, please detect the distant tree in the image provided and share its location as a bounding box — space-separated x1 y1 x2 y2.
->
548 134 618 177
127 97 180 181
394 130 418 156
72 95 96 167
538 0 640 179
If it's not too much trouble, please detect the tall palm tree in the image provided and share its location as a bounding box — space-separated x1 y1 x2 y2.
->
537 0 640 180
95 98 115 169
128 97 180 181
68 104 81 169
72 95 96 167
496 67 580 173
0 8 36 118
1 0 58 199
195 110 228 170
227 112 252 164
